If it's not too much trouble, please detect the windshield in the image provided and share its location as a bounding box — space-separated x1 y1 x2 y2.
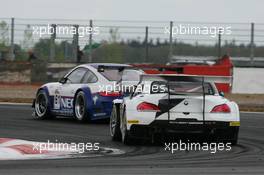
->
151 81 214 95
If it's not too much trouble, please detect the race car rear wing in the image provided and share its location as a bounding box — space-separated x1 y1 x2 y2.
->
139 74 232 84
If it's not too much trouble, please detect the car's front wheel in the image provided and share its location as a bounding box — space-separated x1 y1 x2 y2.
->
74 91 90 122
34 90 53 119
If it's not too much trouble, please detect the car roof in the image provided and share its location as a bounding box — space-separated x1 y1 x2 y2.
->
81 63 131 69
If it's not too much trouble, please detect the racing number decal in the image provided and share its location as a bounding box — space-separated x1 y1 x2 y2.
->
54 89 61 109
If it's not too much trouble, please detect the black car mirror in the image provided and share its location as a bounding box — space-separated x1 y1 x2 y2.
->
219 91 225 97
59 77 68 84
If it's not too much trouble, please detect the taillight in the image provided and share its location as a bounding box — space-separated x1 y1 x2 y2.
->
99 91 122 97
137 102 160 112
211 104 231 113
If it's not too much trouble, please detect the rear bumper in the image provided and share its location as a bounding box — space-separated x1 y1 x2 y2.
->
129 120 239 140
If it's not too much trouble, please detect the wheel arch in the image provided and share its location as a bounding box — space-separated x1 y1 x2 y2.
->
230 101 240 120
34 86 54 118
73 87 94 119
36 86 52 111
113 99 125 117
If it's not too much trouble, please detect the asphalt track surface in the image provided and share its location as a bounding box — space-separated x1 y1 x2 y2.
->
0 104 264 175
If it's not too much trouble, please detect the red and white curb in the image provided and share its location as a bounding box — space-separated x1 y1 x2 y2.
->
0 138 124 160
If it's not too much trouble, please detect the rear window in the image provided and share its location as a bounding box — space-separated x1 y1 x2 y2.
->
151 81 214 95
99 69 121 81
99 68 143 82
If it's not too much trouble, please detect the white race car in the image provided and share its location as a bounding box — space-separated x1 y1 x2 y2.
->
110 74 240 145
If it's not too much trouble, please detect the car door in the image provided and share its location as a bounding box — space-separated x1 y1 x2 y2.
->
53 67 87 115
81 69 110 118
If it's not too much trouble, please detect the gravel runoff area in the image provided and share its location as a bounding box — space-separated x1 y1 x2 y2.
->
0 84 263 112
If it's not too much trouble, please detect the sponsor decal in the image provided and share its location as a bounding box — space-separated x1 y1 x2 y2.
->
53 90 74 110
229 121 240 126
155 98 185 118
93 95 99 105
61 98 73 109
127 120 139 124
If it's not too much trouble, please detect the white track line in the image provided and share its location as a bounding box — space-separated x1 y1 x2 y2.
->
0 102 32 105
240 111 264 115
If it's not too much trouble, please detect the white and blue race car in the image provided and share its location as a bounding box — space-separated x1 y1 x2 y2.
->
110 74 240 145
32 63 142 121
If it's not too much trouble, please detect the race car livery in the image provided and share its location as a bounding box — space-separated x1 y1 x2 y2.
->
110 74 240 145
33 63 142 121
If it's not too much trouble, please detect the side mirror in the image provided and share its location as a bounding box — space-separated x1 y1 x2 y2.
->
219 91 225 97
59 77 68 84
97 65 105 72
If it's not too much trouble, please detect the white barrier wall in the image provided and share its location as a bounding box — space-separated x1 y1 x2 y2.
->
232 68 264 94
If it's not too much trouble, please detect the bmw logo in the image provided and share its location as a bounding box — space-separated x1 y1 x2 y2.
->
184 101 188 105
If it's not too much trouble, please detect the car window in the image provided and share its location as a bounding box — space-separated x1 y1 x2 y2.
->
99 68 143 82
82 70 98 83
66 67 87 84
122 69 142 82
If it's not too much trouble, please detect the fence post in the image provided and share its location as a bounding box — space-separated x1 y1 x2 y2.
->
145 26 149 62
250 22 255 66
169 21 173 62
88 20 93 63
49 24 56 61
10 17 15 61
73 25 79 63
218 33 221 58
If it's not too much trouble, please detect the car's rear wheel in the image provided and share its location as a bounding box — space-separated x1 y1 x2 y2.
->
74 91 90 122
214 127 239 145
110 105 122 141
34 90 53 119
229 127 239 145
121 108 133 145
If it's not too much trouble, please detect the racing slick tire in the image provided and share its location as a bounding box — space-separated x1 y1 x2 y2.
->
230 138 238 145
110 105 122 141
229 127 239 145
74 91 90 122
34 89 54 119
121 107 134 145
214 127 239 146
